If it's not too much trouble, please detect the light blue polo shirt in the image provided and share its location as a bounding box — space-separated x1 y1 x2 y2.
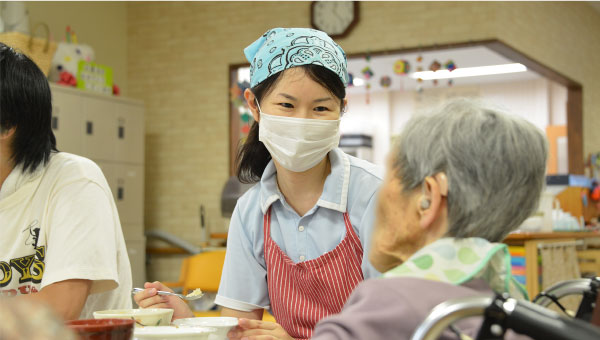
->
215 148 383 312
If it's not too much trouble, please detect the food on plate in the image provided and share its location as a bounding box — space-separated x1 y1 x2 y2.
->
186 288 204 298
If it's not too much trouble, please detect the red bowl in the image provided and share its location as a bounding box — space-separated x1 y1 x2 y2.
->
66 318 134 340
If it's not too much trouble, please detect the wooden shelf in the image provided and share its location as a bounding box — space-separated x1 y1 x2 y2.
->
505 231 600 243
503 231 600 298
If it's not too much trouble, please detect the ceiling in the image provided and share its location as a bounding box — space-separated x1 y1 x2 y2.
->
346 45 543 94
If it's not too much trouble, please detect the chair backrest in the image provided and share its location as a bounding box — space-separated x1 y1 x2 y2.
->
181 250 227 295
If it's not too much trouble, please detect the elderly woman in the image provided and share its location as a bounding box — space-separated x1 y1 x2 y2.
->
310 98 548 340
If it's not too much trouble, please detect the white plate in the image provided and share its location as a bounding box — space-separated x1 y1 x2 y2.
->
173 317 238 340
134 326 216 340
94 308 174 327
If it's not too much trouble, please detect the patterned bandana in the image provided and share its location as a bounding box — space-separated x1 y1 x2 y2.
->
244 27 349 88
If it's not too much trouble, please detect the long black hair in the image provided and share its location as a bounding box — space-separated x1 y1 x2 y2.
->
0 43 57 173
236 64 346 183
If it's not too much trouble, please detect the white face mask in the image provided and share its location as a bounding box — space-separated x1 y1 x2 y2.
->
256 102 340 172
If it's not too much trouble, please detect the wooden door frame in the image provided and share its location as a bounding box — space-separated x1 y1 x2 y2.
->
228 39 584 175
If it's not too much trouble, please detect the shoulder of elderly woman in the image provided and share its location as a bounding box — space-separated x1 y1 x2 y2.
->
312 277 531 340
312 277 422 340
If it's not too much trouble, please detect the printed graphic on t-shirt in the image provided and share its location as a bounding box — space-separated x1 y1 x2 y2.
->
0 220 46 296
24 220 41 247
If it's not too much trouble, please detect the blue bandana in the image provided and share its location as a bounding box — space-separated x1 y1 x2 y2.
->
244 27 348 88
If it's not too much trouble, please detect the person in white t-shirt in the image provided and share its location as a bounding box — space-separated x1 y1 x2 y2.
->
0 43 132 320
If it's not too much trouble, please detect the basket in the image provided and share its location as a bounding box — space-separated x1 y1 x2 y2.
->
0 23 57 76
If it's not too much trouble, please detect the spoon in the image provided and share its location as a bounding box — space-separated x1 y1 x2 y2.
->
131 287 204 301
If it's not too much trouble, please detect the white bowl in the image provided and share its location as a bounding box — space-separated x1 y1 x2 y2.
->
173 317 238 340
93 308 174 327
134 326 216 339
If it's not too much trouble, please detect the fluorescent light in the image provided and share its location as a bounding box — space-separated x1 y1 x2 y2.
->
410 63 527 80
352 77 365 86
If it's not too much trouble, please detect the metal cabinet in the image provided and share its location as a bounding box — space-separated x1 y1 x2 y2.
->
82 97 117 161
50 84 146 287
115 103 144 164
51 89 83 155
114 164 144 225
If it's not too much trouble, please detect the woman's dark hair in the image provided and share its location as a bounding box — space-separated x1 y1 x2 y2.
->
236 64 346 183
0 43 57 173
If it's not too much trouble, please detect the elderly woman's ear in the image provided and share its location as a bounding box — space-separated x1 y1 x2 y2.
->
418 173 448 234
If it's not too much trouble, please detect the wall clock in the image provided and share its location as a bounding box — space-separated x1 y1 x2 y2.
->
311 1 359 39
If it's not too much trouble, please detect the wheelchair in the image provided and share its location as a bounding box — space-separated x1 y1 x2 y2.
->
532 276 599 322
411 293 600 340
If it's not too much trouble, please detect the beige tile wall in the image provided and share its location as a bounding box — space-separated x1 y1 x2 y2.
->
126 1 600 281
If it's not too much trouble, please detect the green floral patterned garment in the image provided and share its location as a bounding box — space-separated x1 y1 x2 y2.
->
384 237 528 300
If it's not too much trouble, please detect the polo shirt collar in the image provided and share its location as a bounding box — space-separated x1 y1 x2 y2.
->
259 148 350 214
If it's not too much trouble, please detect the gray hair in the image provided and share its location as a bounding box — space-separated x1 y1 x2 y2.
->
393 98 548 242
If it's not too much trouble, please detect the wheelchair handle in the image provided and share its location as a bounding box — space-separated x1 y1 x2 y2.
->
411 296 493 340
504 297 600 340
533 278 597 307
411 295 600 340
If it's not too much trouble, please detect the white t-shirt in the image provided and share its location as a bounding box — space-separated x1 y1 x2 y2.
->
0 152 132 319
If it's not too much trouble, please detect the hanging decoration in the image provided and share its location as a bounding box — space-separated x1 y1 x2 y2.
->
361 66 374 79
429 60 441 72
429 60 441 86
238 80 250 96
393 59 410 75
230 81 250 108
380 75 392 88
445 60 457 87
230 80 253 143
415 53 424 84
363 52 373 104
238 106 253 143
416 66 424 83
240 111 252 135
229 84 242 105
361 66 374 104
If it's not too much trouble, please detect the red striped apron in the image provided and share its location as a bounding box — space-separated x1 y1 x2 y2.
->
264 207 364 340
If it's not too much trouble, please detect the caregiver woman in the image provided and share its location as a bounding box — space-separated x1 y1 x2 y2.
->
134 28 382 340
